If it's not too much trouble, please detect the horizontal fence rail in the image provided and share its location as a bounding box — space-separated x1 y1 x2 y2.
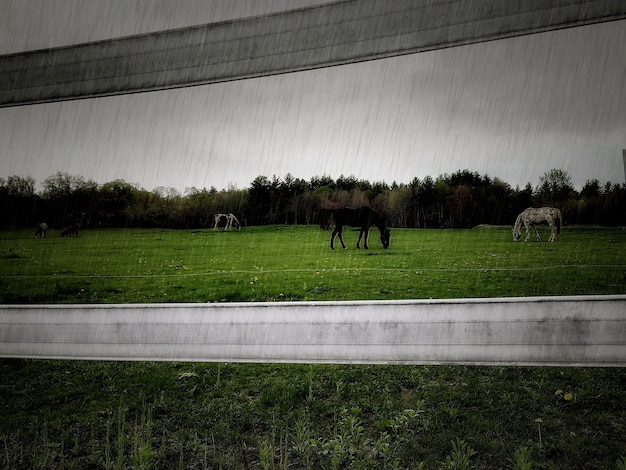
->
1 0 625 106
1 295 625 366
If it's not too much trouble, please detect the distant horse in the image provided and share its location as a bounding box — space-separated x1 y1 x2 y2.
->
35 222 48 238
320 206 390 250
213 213 241 231
513 207 562 242
60 225 79 237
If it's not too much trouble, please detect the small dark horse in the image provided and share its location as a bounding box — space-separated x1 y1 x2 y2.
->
320 206 390 250
61 225 79 237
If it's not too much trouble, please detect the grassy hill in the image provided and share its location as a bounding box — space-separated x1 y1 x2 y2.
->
1 226 625 468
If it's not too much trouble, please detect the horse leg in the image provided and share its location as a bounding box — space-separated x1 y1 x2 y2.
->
338 229 347 249
356 229 363 249
334 227 347 250
524 222 530 242
362 228 370 249
547 217 555 241
533 224 541 241
330 228 339 249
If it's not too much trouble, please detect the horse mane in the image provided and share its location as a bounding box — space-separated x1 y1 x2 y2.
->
316 207 335 230
353 205 387 232
369 206 386 229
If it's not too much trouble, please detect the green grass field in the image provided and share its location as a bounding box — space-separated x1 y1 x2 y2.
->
1 225 625 469
1 225 625 303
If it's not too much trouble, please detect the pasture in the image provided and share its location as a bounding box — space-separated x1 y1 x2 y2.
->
1 225 626 468
1 225 625 303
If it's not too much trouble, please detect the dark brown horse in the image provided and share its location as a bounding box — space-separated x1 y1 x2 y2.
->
60 225 79 237
319 206 390 250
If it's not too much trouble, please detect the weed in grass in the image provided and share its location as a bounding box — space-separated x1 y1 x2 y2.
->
259 437 274 469
510 446 534 470
291 419 314 469
534 418 544 450
103 418 113 470
441 438 477 470
114 407 127 470
258 405 426 469
306 364 314 405
130 405 156 470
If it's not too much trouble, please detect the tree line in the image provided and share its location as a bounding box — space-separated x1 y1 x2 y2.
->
1 169 624 230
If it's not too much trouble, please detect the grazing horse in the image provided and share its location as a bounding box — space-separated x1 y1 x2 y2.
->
60 225 79 237
320 206 390 250
513 207 562 242
35 222 48 238
213 213 241 231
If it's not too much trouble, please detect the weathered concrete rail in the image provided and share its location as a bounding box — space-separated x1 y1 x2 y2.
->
2 0 625 107
1 295 624 366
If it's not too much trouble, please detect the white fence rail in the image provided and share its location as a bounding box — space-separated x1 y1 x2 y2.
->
2 0 625 107
1 295 624 366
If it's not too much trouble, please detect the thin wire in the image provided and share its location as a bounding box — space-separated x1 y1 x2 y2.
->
3 264 625 279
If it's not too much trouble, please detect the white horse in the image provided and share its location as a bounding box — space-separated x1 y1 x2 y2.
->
213 213 241 231
35 222 48 238
513 207 562 242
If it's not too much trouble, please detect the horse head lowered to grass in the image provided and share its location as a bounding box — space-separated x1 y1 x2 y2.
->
319 206 390 250
213 213 241 231
513 207 562 242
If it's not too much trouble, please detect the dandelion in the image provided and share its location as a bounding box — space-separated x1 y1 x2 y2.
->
555 389 574 402
535 418 543 449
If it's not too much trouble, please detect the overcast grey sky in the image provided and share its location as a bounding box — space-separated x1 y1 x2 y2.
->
1 1 625 193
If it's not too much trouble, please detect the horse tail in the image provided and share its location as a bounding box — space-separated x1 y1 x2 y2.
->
555 208 562 234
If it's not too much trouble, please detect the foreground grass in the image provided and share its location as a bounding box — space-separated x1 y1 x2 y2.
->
2 360 625 469
1 225 625 468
